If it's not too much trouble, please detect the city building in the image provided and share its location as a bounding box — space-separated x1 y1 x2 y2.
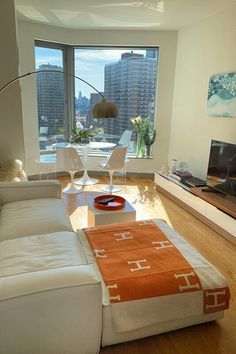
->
102 50 158 136
36 64 65 138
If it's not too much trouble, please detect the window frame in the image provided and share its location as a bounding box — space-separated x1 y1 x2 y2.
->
35 40 74 146
34 41 159 158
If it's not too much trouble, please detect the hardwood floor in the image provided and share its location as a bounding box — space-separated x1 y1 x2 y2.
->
60 175 236 354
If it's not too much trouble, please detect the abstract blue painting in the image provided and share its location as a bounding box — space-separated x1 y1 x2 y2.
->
207 71 236 117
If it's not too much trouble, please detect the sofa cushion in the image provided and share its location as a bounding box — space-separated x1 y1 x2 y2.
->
0 231 87 279
0 198 73 241
0 231 102 354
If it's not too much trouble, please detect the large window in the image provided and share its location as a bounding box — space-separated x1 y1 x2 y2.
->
35 43 158 156
35 45 67 151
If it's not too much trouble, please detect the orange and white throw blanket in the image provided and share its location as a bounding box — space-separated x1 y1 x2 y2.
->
80 219 230 332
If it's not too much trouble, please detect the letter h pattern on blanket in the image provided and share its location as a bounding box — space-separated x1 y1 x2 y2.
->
83 220 230 315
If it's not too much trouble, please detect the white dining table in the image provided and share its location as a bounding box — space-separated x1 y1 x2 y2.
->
74 141 116 186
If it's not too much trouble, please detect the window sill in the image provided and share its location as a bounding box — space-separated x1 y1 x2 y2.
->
39 151 153 163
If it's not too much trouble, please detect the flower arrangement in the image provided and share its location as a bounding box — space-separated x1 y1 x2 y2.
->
130 116 156 157
130 116 147 134
143 122 157 157
130 116 147 157
70 126 94 144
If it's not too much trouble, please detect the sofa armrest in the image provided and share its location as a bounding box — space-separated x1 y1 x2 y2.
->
0 265 102 354
0 180 61 205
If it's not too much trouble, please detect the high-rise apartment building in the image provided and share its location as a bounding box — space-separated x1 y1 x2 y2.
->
37 64 65 136
146 49 157 59
102 50 158 136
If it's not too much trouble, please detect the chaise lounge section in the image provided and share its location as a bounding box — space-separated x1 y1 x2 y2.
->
78 219 229 346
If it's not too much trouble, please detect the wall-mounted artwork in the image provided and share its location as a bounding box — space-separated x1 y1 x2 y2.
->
207 71 236 117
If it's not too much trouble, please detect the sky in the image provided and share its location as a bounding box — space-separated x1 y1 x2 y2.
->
35 47 147 98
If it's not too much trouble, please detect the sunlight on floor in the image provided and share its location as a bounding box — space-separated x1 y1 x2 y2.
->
125 184 172 224
70 205 88 230
62 177 172 230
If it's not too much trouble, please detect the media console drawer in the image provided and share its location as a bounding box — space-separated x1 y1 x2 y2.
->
206 203 236 237
154 172 236 244
155 173 207 215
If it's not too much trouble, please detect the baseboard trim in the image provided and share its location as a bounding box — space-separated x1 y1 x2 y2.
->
29 171 154 180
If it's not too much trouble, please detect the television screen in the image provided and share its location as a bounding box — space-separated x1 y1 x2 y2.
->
206 140 236 197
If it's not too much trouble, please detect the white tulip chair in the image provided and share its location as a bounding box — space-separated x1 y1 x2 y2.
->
56 147 84 194
99 146 128 193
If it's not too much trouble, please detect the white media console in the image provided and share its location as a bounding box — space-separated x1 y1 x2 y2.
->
154 172 236 245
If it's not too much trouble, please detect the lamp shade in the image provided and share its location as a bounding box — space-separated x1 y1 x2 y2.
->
92 98 118 119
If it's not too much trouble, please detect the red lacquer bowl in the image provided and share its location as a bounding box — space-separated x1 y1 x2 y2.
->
94 195 126 211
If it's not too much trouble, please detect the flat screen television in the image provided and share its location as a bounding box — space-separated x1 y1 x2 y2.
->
206 140 236 198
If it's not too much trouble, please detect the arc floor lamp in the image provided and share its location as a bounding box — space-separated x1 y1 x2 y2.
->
0 69 118 119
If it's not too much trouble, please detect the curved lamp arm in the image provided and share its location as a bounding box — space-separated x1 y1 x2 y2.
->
0 70 118 118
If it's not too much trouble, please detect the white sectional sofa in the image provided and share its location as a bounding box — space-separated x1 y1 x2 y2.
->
0 180 230 353
0 180 102 354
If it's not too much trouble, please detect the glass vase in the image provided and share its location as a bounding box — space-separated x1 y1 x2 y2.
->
136 131 145 158
145 145 152 158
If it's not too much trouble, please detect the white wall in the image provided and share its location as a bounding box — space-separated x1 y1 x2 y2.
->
0 1 24 162
17 21 177 175
169 5 236 179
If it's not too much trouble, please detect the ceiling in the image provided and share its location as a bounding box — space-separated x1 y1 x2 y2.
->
15 0 235 31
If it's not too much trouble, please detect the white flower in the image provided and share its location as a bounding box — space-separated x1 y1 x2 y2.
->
76 121 84 130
